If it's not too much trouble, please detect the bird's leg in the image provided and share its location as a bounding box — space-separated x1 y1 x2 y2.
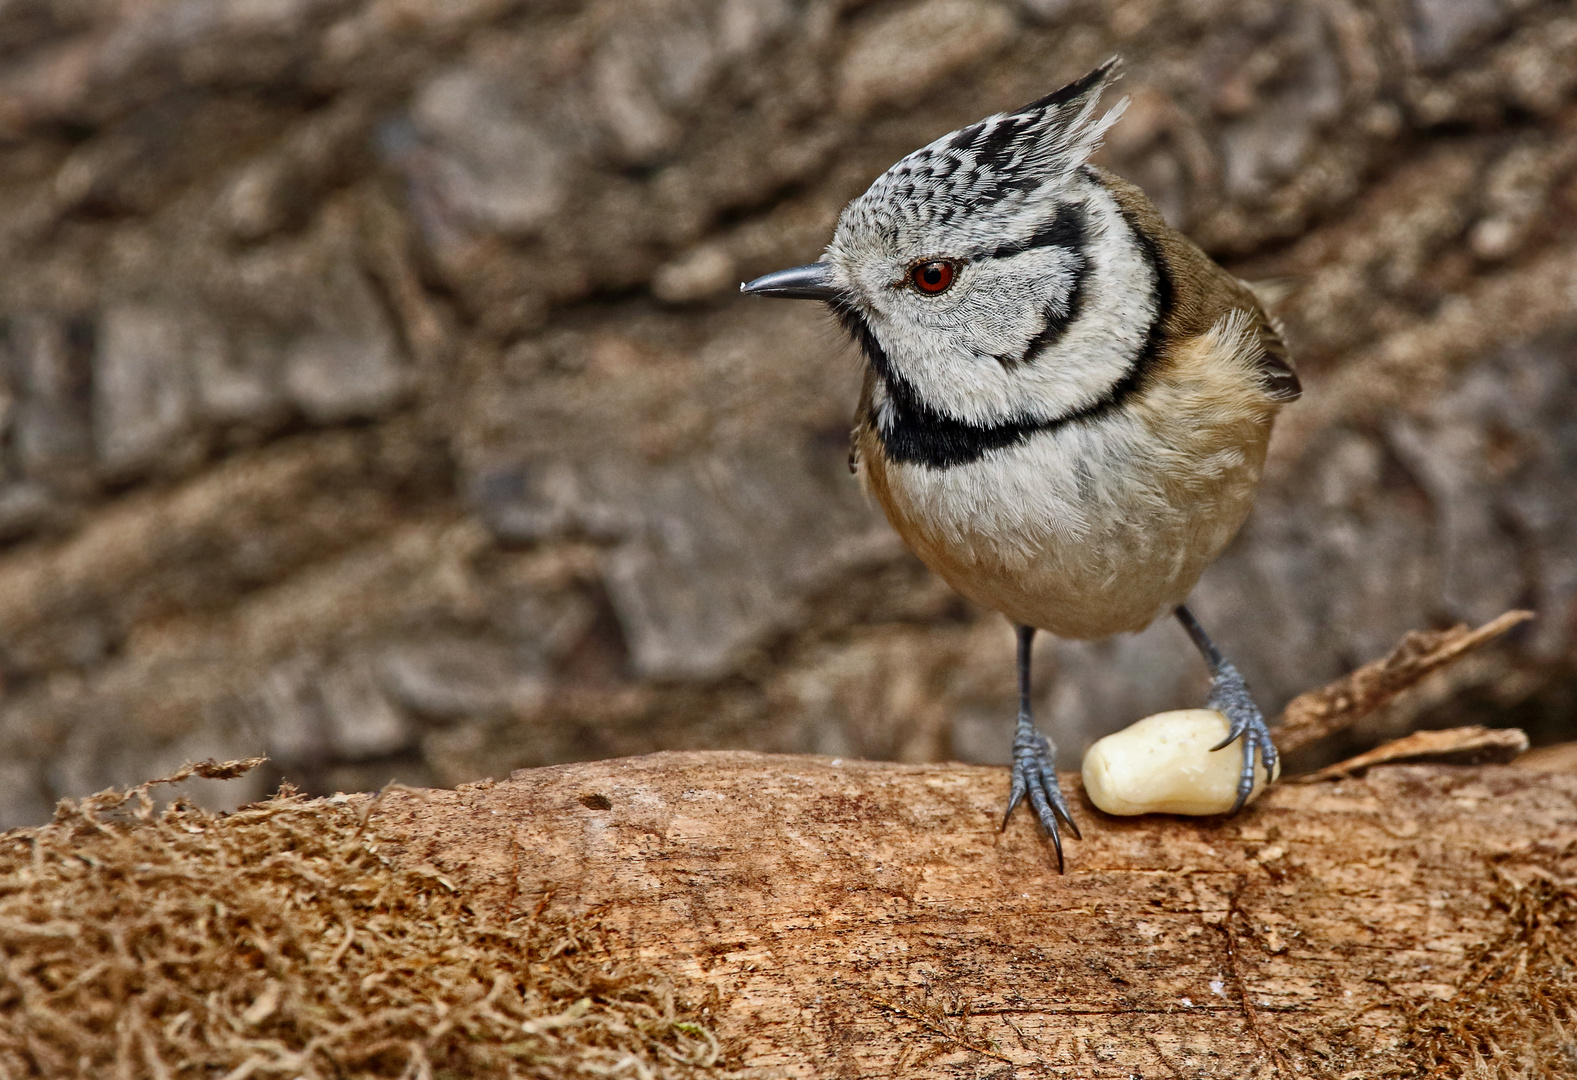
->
1174 605 1279 813
1002 624 1080 872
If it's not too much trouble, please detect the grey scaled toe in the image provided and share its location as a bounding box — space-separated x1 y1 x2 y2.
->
1175 604 1279 815
1003 714 1082 873
1001 624 1079 873
1205 660 1279 814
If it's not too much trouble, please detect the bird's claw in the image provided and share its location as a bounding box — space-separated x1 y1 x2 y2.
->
1205 661 1279 814
1002 719 1080 872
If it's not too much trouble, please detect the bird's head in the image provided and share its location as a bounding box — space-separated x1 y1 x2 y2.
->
742 59 1161 440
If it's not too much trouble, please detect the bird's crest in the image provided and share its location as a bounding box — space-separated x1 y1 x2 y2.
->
838 59 1126 241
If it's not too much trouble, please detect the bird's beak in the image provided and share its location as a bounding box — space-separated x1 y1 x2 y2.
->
739 262 839 301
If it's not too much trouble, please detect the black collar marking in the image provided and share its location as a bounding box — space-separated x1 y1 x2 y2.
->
835 205 1173 471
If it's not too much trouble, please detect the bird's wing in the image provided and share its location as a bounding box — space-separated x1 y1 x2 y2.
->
1248 304 1301 402
849 366 878 475
1238 279 1301 402
1099 168 1302 406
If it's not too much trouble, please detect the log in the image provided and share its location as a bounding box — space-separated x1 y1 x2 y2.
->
379 751 1577 1077
4 0 1577 829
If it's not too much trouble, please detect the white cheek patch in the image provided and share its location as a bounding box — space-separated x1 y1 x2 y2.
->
855 182 1153 429
865 246 1085 423
1005 188 1155 414
955 248 1083 358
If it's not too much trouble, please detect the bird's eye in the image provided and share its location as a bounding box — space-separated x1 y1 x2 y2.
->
910 260 957 295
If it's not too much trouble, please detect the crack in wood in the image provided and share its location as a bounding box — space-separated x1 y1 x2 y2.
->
1216 881 1294 1074
865 990 1013 1064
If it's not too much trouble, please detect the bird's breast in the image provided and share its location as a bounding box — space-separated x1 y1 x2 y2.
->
859 325 1283 639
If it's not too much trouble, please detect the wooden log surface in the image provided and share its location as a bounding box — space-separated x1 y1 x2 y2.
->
377 751 1577 1077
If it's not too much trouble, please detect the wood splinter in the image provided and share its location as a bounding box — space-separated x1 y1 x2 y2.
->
1274 609 1534 757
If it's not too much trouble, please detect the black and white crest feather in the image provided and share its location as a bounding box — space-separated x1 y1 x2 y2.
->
832 58 1127 253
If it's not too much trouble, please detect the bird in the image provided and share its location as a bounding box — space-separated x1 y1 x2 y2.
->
739 58 1299 872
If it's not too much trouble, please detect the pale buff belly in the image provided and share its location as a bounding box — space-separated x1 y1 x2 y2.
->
862 407 1274 640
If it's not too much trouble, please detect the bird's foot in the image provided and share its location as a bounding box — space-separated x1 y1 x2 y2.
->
1205 661 1279 814
1002 718 1080 872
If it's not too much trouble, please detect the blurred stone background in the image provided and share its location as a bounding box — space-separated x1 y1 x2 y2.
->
0 0 1574 824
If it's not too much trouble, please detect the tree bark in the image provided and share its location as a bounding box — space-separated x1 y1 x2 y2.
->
378 751 1577 1077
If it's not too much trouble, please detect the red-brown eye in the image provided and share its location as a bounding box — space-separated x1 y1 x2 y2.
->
910 260 956 294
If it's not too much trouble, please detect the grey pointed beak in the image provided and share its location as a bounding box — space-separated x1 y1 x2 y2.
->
739 262 839 300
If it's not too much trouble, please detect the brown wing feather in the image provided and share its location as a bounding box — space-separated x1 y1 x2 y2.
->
1098 169 1301 403
849 366 878 474
1252 311 1301 401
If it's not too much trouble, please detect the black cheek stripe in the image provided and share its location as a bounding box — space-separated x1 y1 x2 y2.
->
988 204 1089 368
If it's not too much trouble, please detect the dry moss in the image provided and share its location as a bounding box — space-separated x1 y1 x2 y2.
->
1384 845 1577 1079
0 759 723 1079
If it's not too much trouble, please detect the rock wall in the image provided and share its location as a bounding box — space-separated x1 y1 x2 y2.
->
1 0 1575 824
